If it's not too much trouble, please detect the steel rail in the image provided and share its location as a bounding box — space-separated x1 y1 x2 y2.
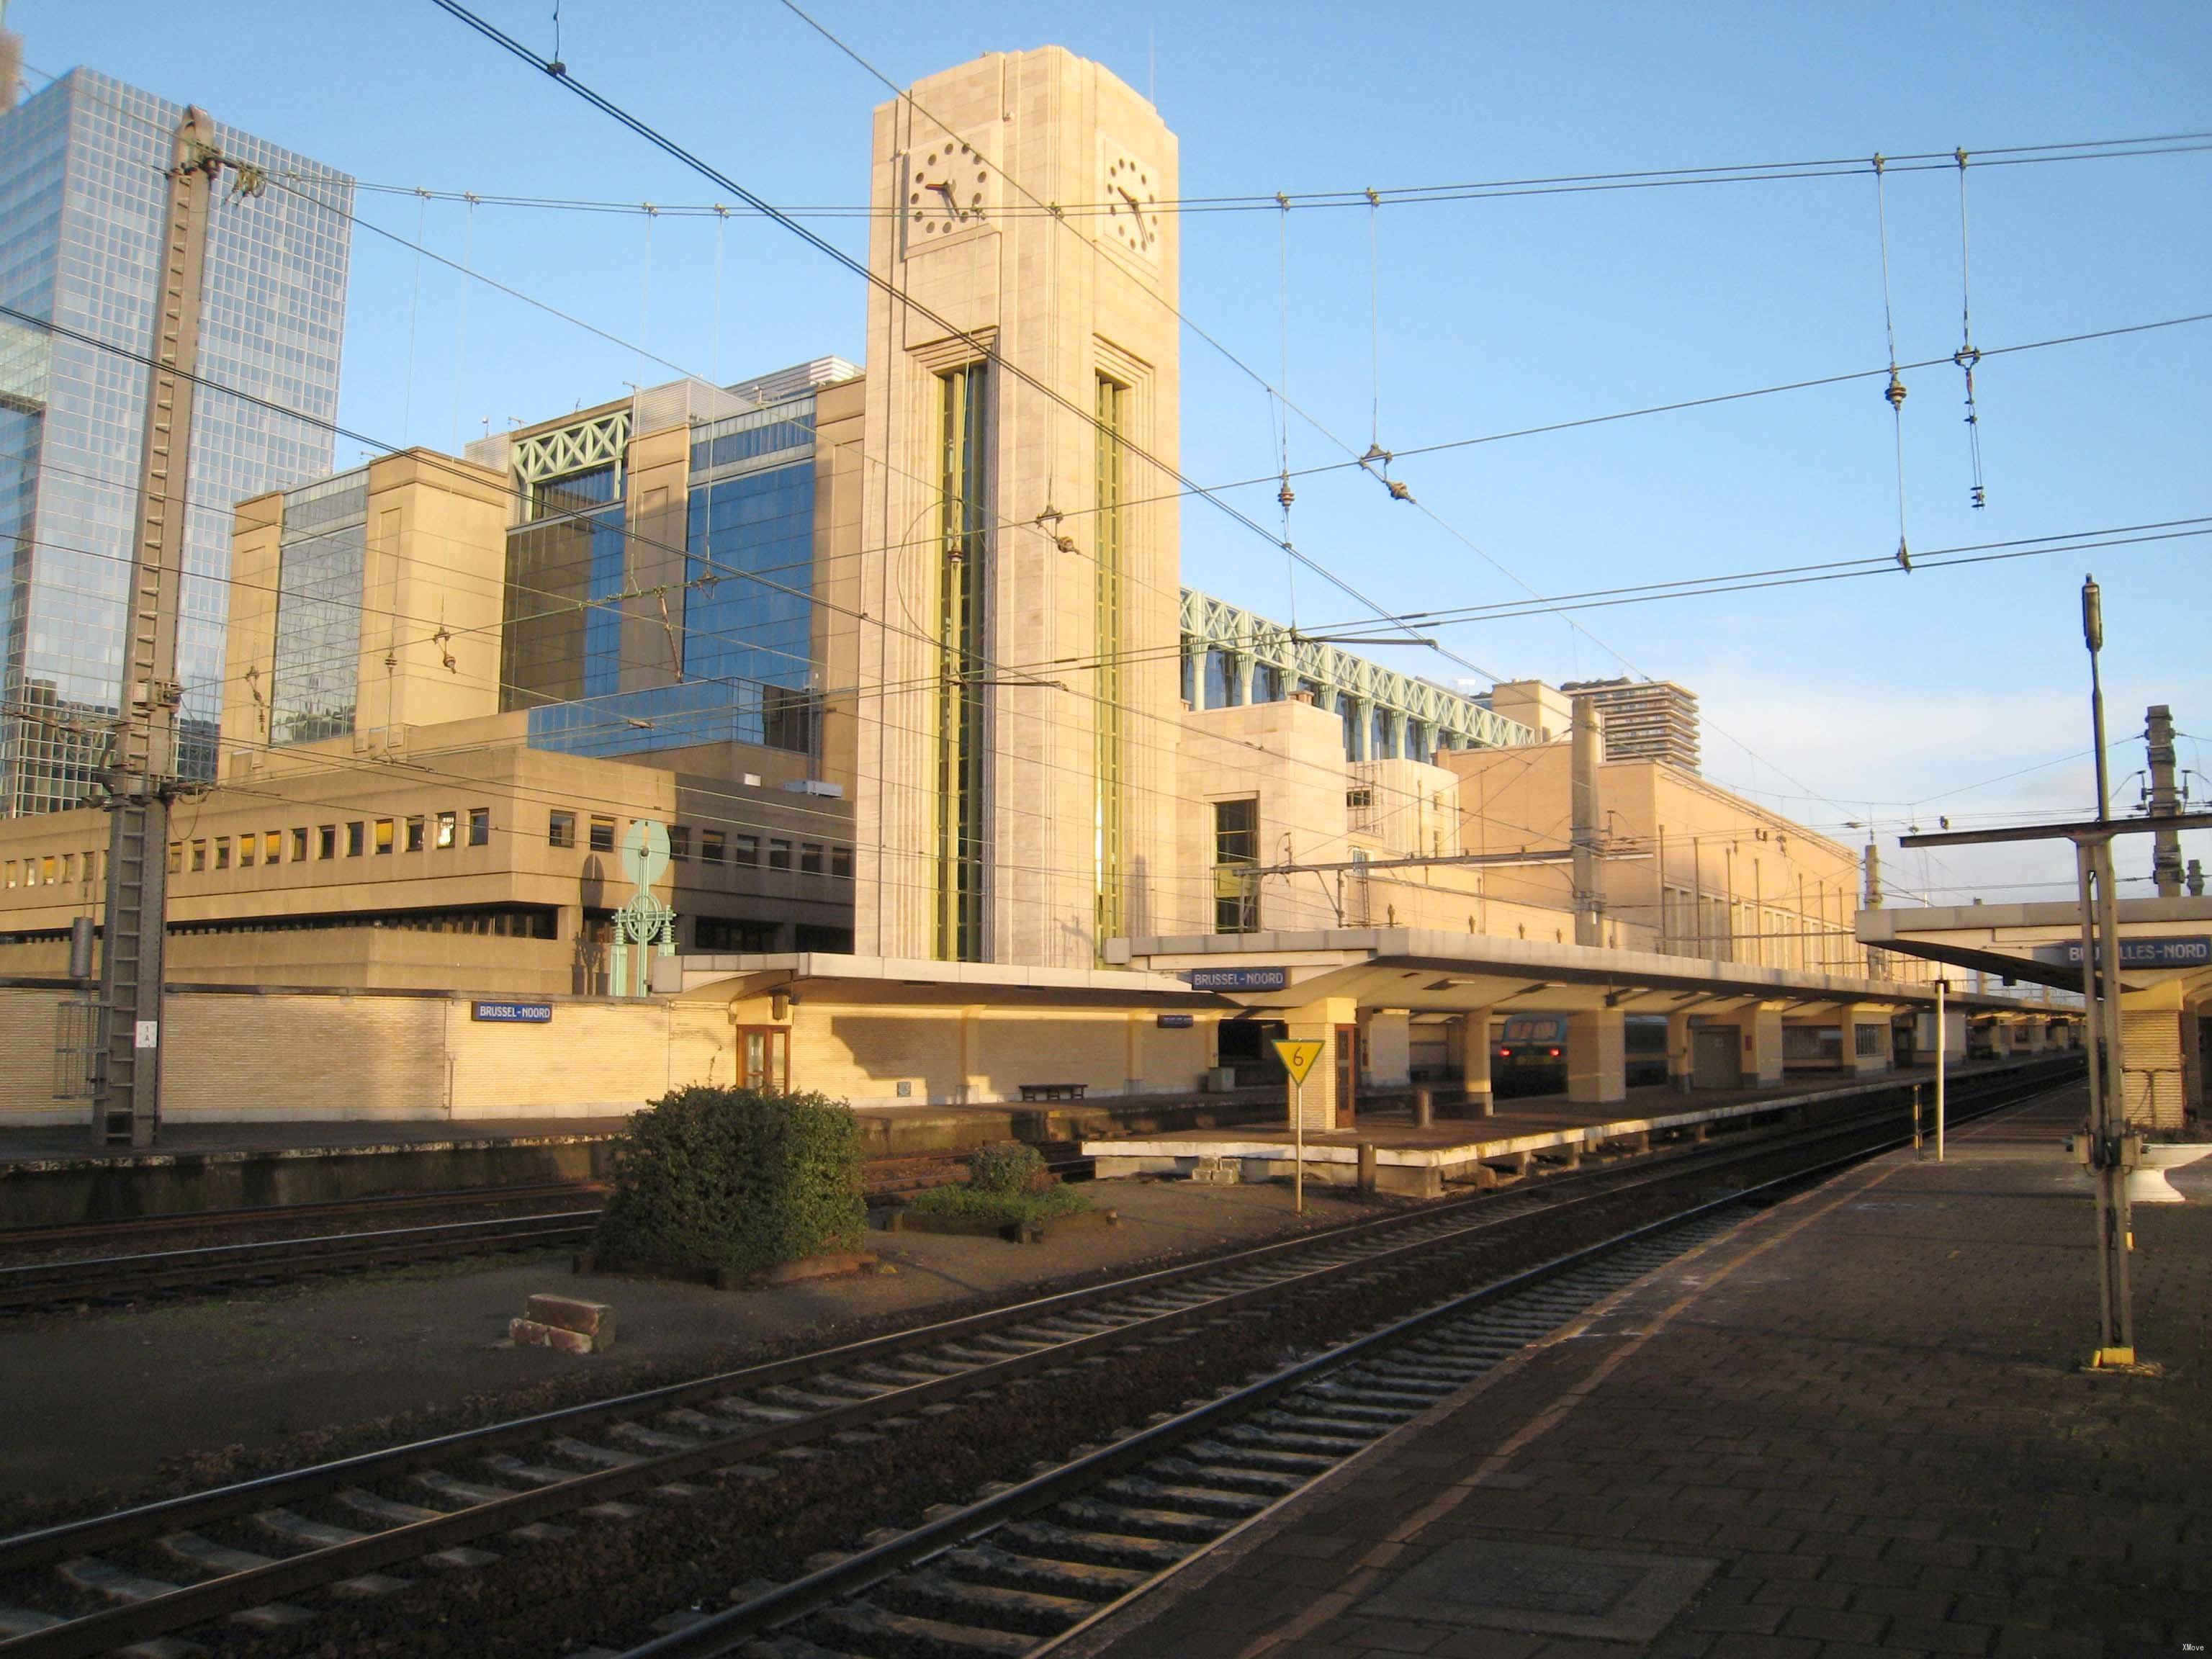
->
621 1071 2079 1658
0 1061 2059 1573
0 1212 603 1312
0 1063 2076 1658
0 1181 611 1251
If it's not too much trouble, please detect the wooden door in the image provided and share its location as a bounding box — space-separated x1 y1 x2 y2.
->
1334 1024 1359 1126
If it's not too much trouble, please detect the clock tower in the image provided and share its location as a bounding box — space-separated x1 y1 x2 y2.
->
840 48 1182 968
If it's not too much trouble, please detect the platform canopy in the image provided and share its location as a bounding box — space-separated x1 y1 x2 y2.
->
1856 896 2212 1003
1106 926 2052 1017
654 950 1218 1010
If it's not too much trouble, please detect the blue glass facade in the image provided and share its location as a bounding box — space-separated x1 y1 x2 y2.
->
0 68 352 813
523 397 819 762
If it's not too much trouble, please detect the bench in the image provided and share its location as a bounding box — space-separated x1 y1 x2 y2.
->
1018 1083 1088 1102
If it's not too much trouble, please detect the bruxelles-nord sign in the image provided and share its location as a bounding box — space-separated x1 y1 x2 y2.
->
472 1000 555 1024
2029 936 2211 969
1184 967 1289 992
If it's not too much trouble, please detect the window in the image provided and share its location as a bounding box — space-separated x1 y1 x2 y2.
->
285 829 303 864
701 830 727 865
669 825 691 860
768 839 792 871
732 834 760 866
167 844 181 875
61 853 76 884
318 824 337 860
264 830 282 864
588 815 616 853
435 811 456 849
192 841 207 872
830 846 853 880
800 842 823 875
2 860 13 887
1854 1023 1884 1058
238 835 256 868
214 837 232 871
1213 796 1261 933
374 819 395 855
548 811 576 849
468 807 490 847
346 822 365 857
405 817 426 853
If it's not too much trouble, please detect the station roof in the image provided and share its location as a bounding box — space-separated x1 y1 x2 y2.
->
654 951 1213 1009
1106 927 2059 1018
1857 896 2212 1000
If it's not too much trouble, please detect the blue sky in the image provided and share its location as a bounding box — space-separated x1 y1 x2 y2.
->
17 0 2211 901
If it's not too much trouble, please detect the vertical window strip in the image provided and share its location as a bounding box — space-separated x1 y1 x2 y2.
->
935 364 989 961
1094 374 1127 954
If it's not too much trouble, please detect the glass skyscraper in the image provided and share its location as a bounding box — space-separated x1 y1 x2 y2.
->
0 66 351 814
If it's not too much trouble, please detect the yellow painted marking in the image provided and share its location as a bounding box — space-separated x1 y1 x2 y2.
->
1272 1038 1326 1087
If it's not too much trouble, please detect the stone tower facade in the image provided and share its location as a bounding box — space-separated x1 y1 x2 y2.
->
845 48 1181 966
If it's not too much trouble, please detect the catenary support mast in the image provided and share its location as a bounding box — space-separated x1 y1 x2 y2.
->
93 109 221 1148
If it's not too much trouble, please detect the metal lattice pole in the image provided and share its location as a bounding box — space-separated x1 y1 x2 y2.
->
92 109 220 1148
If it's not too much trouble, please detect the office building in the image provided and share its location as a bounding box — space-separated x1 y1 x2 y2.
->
1560 676 1701 771
0 55 352 814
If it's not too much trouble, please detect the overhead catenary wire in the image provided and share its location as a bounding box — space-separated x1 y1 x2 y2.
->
17 58 2194 871
1872 155 1911 572
1954 149 1987 508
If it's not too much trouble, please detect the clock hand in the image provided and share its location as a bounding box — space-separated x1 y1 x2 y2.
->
1116 185 1149 242
932 179 961 218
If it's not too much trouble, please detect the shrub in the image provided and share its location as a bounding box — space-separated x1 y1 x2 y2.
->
966 1140 1049 1195
907 1180 1092 1229
593 1085 865 1277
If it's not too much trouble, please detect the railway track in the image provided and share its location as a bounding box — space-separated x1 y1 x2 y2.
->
0 1181 611 1256
0 1063 2075 1658
0 1148 1088 1317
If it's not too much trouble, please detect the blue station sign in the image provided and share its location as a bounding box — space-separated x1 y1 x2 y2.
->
1155 1012 1196 1028
2029 936 2211 970
1184 966 1289 992
472 999 555 1024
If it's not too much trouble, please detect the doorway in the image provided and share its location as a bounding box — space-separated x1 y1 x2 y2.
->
1334 1025 1359 1126
734 1026 791 1092
1691 1026 1741 1091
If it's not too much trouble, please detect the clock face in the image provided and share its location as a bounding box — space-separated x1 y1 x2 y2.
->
1102 149 1161 258
905 139 994 243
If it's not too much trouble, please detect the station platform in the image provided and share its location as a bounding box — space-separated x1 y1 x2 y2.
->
1066 1086 2210 1659
1081 1058 2072 1198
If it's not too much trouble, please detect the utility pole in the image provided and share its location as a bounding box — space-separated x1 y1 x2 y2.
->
2144 703 2182 897
1569 696 1603 946
91 109 222 1148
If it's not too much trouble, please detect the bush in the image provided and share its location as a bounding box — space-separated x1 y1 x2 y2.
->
593 1085 865 1277
966 1140 1049 1195
907 1180 1092 1230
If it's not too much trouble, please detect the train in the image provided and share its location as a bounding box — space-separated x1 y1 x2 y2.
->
1491 1013 1669 1096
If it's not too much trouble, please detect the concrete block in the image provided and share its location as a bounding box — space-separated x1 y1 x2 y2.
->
513 1293 615 1352
523 1293 616 1341
510 1318 601 1355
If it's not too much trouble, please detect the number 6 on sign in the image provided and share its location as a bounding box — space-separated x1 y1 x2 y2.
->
1272 1038 1324 1084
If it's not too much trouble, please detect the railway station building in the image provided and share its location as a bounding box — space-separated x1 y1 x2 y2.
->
0 46 2074 1128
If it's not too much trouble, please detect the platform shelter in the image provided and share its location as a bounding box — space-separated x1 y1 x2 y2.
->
1102 925 2069 1133
1860 895 2209 1128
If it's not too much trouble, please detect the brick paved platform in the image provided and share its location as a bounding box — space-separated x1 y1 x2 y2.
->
1065 1087 2211 1659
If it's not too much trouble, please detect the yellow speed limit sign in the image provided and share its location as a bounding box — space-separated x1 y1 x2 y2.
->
1272 1038 1326 1086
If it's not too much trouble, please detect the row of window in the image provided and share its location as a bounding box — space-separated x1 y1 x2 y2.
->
544 810 854 880
4 850 99 892
166 807 493 876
